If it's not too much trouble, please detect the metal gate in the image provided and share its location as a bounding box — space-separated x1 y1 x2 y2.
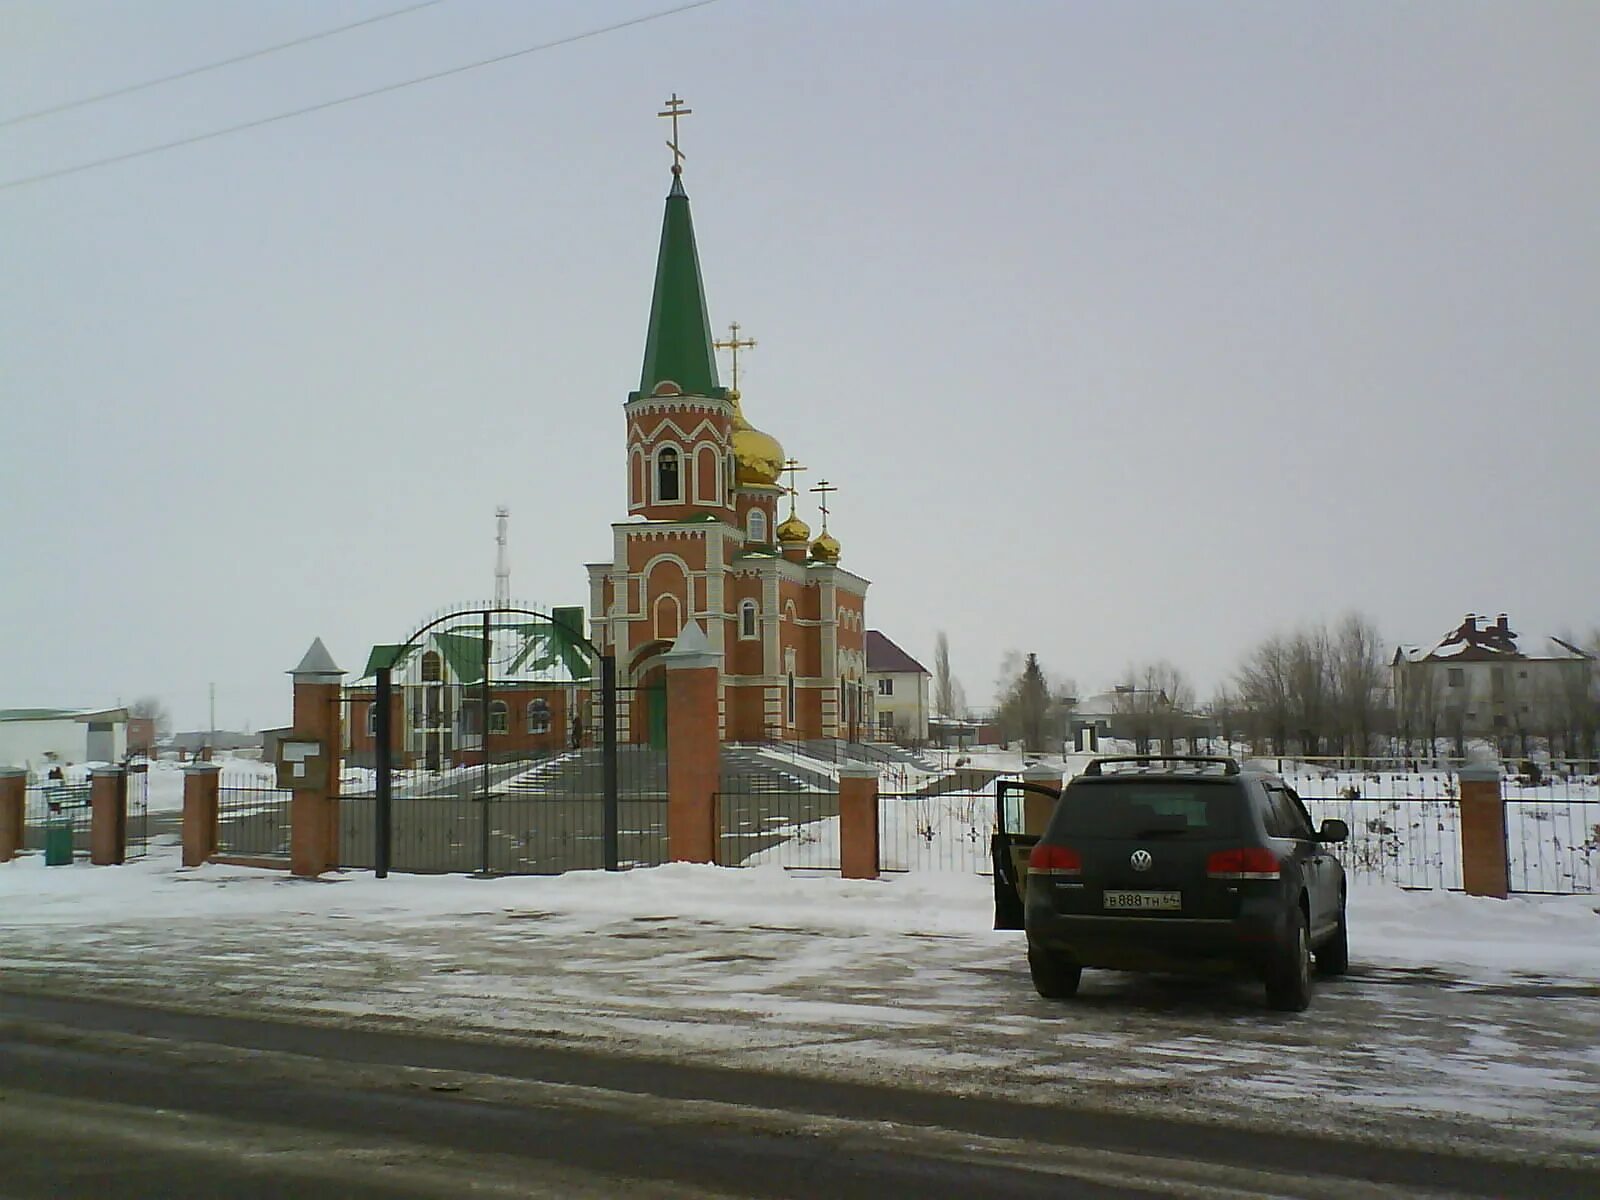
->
342 605 658 876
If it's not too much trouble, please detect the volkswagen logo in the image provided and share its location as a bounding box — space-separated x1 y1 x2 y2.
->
1130 849 1153 872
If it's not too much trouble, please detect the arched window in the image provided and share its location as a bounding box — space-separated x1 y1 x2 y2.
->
748 509 766 543
740 599 758 639
726 452 737 503
488 700 508 734
654 592 682 641
656 446 681 503
527 699 551 735
421 650 442 682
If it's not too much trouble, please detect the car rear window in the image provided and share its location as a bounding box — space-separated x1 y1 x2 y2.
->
1049 779 1244 840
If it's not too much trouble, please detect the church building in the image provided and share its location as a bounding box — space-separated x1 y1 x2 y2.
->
586 118 870 745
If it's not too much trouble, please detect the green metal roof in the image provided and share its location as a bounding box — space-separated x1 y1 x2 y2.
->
361 644 412 676
637 175 722 399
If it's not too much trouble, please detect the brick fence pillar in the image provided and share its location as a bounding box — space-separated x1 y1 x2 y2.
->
665 622 722 864
1458 756 1508 899
0 767 25 862
1021 762 1065 837
182 762 222 867
89 765 128 866
289 637 345 878
838 763 880 880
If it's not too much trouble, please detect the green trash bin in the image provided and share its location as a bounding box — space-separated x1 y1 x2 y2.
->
44 801 73 865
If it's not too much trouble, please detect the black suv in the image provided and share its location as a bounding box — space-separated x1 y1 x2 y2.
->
992 756 1349 1012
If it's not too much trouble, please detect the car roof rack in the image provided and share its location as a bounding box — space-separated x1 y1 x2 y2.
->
1082 755 1241 777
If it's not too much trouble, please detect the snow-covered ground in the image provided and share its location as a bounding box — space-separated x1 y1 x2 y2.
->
2 842 1597 1157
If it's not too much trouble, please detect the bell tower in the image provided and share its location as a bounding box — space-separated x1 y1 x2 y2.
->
586 97 870 746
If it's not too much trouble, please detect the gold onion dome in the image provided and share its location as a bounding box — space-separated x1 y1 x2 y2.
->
728 389 784 487
809 531 841 563
775 510 811 544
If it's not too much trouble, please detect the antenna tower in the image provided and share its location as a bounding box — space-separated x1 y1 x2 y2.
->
494 506 510 608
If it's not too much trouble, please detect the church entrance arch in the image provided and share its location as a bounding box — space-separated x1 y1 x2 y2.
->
627 642 672 751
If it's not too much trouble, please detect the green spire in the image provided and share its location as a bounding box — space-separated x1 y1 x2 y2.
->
637 175 721 399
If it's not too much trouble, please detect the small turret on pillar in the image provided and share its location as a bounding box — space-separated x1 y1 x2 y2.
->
288 638 345 877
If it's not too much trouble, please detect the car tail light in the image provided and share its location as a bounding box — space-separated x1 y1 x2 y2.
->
1028 843 1082 876
1206 847 1281 880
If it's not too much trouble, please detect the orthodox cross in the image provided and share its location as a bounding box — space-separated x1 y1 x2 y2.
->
810 479 837 532
781 458 807 515
714 321 757 390
658 93 692 174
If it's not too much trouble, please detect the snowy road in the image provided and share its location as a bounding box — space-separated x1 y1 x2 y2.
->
2 845 1597 1166
2 991 1594 1200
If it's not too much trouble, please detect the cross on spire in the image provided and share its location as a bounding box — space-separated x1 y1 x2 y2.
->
713 321 757 391
658 92 692 175
781 458 807 515
809 479 837 532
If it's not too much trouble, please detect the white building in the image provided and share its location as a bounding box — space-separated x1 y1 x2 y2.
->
1393 613 1596 749
0 708 129 775
865 631 930 743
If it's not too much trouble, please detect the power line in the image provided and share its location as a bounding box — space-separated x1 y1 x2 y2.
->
1 0 721 192
0 0 449 130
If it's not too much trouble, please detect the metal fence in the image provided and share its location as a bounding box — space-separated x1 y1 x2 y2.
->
23 782 91 857
1505 779 1599 895
716 790 840 869
878 788 998 874
217 779 292 858
20 764 149 861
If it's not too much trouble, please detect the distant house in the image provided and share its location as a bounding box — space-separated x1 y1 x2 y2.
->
1393 613 1595 752
0 707 130 773
1068 688 1208 754
865 631 930 743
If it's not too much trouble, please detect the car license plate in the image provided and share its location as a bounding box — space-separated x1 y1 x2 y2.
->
1103 890 1181 911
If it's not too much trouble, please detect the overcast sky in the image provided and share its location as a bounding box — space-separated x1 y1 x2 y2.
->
3 0 1596 731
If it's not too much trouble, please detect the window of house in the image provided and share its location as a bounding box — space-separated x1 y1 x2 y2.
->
878 677 894 696
787 673 797 724
366 705 377 738
488 700 508 734
1492 715 1507 729
656 447 680 502
739 599 758 639
748 509 766 542
422 651 442 682
1518 670 1528 679
1447 668 1464 687
527 699 551 735
879 711 895 736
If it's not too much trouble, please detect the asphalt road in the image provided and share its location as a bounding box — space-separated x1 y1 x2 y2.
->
0 991 1593 1200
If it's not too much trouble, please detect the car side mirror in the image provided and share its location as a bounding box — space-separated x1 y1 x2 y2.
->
1318 818 1349 844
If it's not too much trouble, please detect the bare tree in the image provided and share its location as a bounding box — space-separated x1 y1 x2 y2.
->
1113 661 1194 754
933 631 965 719
128 695 171 736
1209 686 1239 756
1236 635 1292 755
1329 612 1388 759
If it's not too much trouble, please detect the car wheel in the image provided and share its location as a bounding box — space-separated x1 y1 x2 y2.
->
1266 913 1312 1012
1027 944 1082 1000
1316 902 1349 977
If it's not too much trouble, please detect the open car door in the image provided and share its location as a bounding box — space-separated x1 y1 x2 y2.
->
992 778 1061 930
